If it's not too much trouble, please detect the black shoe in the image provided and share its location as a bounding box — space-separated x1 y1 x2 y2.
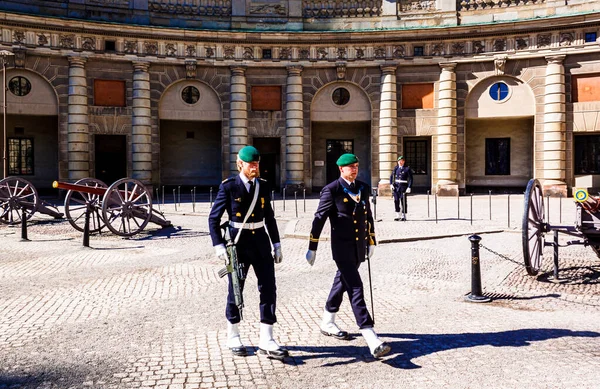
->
258 347 289 360
320 329 351 340
401 217 406 221
230 346 248 356
394 217 400 221
372 342 391 359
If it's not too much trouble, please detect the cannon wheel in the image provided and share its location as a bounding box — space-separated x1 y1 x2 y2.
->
101 178 152 237
522 179 546 276
0 176 39 225
64 178 107 233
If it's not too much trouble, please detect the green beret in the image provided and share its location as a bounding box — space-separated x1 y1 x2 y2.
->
238 146 260 162
336 153 359 167
397 156 404 161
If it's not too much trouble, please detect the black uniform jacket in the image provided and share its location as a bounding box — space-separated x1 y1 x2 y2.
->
390 165 413 190
208 176 280 258
309 178 376 262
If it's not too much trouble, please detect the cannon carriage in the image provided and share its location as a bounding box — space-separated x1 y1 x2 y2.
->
54 177 171 237
522 178 600 276
0 176 63 224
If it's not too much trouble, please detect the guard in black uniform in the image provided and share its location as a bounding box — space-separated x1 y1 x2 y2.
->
208 145 288 360
305 153 391 359
390 156 413 221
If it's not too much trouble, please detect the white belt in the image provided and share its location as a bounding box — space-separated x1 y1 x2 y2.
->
395 180 408 183
230 221 265 230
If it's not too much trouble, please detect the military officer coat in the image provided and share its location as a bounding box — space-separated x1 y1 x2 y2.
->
309 178 376 263
390 165 413 191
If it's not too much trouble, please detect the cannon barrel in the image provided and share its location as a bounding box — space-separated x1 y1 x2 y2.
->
53 180 107 197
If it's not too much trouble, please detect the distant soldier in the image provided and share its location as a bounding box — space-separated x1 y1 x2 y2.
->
305 153 391 359
208 146 288 360
390 156 413 221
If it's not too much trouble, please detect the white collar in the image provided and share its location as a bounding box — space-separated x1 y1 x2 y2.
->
240 173 254 185
341 177 355 187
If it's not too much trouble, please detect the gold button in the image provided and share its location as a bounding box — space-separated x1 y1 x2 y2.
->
356 237 359 241
252 213 254 217
252 231 255 234
355 229 358 232
354 221 357 224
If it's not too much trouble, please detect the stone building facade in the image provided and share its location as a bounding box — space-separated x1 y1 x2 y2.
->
0 0 599 196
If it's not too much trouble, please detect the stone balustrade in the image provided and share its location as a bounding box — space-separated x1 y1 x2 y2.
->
303 0 382 18
149 0 231 16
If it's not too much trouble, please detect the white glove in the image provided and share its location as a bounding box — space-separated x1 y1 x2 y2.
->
306 250 316 266
368 245 376 259
215 244 228 265
405 187 411 194
274 245 283 264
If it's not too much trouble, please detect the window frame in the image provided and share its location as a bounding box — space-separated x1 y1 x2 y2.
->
574 134 600 175
8 137 34 176
485 138 511 176
403 139 428 175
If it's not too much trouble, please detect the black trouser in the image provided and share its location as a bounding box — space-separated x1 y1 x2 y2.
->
393 186 408 213
325 257 374 329
226 229 276 325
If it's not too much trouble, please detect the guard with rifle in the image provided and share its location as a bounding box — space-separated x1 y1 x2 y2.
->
305 153 391 359
208 146 288 360
390 155 413 221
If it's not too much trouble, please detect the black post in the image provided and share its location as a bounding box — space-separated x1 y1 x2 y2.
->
83 205 91 248
283 187 286 212
435 193 438 224
210 187 213 208
553 230 560 281
191 188 195 213
20 208 29 242
372 187 377 221
465 235 491 303
162 186 165 208
294 191 298 218
427 190 430 218
470 193 473 226
173 189 177 211
303 188 306 213
457 193 460 220
178 186 181 207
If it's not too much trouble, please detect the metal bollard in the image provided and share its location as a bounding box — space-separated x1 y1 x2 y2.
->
372 187 378 221
303 188 306 213
294 191 298 218
210 187 213 208
83 205 91 248
178 186 181 207
470 193 473 225
192 188 196 213
434 193 438 224
465 235 491 303
20 208 29 242
427 190 430 218
283 187 286 212
173 189 177 211
457 193 460 220
162 186 165 207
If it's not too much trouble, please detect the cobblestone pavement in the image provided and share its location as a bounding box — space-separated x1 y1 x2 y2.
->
1 195 599 389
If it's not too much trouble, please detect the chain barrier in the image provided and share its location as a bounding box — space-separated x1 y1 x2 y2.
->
479 243 526 268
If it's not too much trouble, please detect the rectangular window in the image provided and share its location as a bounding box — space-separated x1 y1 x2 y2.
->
413 46 424 56
572 74 600 103
574 134 600 175
251 86 282 111
485 138 510 175
401 83 434 109
8 138 34 175
585 32 597 43
105 40 116 51
403 140 428 175
262 49 272 59
94 79 126 107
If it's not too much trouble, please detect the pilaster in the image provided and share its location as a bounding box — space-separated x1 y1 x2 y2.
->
67 56 89 181
435 62 459 196
378 64 397 196
285 65 304 188
229 65 248 176
132 61 152 184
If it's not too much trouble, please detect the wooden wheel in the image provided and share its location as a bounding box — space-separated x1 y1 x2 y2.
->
64 178 107 233
0 177 39 225
522 179 546 276
101 178 152 237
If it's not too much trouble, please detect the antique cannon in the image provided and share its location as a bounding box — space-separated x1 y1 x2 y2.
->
522 178 600 276
0 176 63 224
54 177 171 237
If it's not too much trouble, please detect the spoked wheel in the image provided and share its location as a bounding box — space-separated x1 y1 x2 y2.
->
0 177 39 225
64 178 107 233
101 178 152 237
522 179 546 276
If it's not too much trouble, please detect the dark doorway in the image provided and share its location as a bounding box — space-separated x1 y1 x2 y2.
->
326 139 354 184
403 137 431 193
95 135 127 185
253 137 280 190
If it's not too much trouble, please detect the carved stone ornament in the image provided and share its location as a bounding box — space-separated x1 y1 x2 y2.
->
393 45 405 58
223 46 235 59
432 43 444 56
124 40 138 54
473 41 485 54
280 47 292 60
374 47 386 59
13 48 26 68
243 47 254 60
13 30 25 45
59 34 75 49
516 37 529 50
451 42 464 55
186 45 196 57
82 37 96 51
537 34 551 48
355 48 365 59
559 32 574 47
494 56 507 76
166 44 177 57
144 41 158 55
37 33 48 46
300 49 310 60
250 3 286 15
336 62 346 80
493 39 506 52
185 60 197 79
337 47 347 60
206 47 215 58
317 48 328 60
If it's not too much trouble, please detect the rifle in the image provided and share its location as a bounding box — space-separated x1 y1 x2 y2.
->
217 222 246 320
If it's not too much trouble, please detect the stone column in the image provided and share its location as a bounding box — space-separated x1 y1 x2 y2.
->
132 61 152 183
229 65 248 176
542 55 567 196
285 65 304 188
67 56 89 181
378 64 397 196
436 62 459 196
